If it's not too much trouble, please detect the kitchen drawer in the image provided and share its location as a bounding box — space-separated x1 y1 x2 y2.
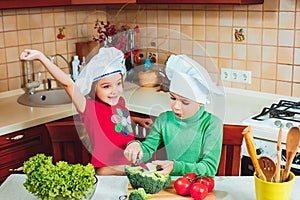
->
0 125 48 152
0 158 25 184
0 125 52 184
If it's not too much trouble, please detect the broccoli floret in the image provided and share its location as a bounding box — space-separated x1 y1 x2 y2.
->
129 188 151 200
125 165 171 194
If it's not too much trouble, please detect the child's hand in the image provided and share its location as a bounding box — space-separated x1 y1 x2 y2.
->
20 49 42 61
131 116 153 128
151 160 174 175
124 142 143 164
138 118 153 128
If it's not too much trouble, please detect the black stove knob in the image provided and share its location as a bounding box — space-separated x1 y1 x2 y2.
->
256 148 264 155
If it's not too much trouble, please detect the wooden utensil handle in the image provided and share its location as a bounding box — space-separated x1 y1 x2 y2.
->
243 128 266 181
275 128 282 183
274 151 281 183
282 151 296 182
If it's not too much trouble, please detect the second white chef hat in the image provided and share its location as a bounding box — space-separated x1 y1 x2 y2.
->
166 54 224 104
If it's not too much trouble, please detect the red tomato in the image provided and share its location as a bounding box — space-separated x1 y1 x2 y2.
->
195 177 215 192
174 177 192 196
190 183 208 200
183 172 198 182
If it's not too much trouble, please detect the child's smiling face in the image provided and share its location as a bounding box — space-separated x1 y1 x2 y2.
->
169 92 202 119
95 73 123 106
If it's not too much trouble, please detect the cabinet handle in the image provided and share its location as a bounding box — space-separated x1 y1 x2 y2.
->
9 166 24 172
6 134 24 141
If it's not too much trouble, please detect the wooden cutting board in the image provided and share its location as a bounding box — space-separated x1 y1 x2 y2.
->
128 181 216 199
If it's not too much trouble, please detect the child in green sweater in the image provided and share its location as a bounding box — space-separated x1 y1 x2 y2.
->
124 54 224 177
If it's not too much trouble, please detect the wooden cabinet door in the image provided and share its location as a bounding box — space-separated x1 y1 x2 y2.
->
136 0 263 4
71 0 135 5
0 0 71 9
0 125 52 184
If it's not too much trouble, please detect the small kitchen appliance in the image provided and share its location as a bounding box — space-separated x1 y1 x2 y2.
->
241 100 300 176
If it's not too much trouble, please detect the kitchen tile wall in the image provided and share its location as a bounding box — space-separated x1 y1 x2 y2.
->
107 0 300 97
0 0 300 98
0 6 106 92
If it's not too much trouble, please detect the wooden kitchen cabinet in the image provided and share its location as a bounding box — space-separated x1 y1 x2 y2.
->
71 0 264 5
0 125 52 184
0 0 70 9
0 0 263 9
71 0 135 5
136 0 263 4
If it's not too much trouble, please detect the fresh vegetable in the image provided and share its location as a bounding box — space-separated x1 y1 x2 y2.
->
125 165 171 194
23 153 95 200
174 177 192 196
190 183 208 200
128 188 151 200
174 172 215 199
194 176 215 192
183 172 197 182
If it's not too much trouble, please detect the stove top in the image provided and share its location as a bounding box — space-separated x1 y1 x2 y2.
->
241 100 300 172
247 100 300 129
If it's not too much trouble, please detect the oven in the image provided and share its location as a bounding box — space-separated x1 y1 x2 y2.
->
240 100 300 176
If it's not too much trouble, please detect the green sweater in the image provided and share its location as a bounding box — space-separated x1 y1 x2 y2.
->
138 106 223 177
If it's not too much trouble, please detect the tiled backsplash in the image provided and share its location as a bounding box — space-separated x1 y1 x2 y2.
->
0 5 107 92
0 0 300 97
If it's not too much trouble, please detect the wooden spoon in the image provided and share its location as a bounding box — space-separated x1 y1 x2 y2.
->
273 127 282 183
242 126 266 181
258 156 276 182
282 126 300 182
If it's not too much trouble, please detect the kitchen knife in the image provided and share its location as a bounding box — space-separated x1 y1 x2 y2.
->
131 154 152 171
242 126 266 181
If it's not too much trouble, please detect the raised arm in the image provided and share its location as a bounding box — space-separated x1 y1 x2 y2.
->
20 49 86 113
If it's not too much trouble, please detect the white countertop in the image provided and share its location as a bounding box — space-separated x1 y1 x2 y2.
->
1 174 299 200
1 82 300 140
0 89 75 136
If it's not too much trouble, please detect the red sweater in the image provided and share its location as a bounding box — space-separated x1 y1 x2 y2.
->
80 97 134 167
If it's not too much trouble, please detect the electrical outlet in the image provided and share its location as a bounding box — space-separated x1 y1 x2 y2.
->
220 68 252 84
221 68 232 81
240 70 252 84
231 69 240 82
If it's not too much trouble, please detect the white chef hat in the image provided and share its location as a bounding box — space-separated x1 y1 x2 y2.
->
166 54 224 104
75 47 126 96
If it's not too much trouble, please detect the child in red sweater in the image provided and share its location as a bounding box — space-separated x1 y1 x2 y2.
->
20 47 152 175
